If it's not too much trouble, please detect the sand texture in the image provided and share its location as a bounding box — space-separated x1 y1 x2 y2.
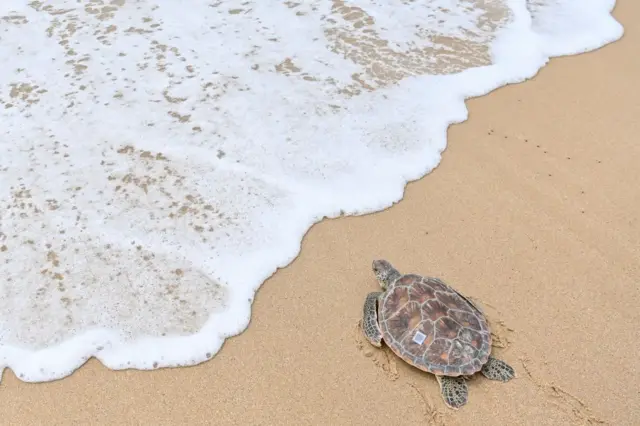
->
1 2 638 426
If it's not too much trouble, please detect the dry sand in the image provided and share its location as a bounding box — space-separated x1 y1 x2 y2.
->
1 2 638 425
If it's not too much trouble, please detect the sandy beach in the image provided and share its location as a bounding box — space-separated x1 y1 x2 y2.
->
1 1 638 425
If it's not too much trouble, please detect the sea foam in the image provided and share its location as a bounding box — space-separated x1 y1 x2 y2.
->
0 0 622 382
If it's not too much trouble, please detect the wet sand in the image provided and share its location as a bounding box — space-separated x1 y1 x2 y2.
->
1 2 638 425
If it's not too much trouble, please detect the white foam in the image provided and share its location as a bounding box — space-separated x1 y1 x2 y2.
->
0 0 623 382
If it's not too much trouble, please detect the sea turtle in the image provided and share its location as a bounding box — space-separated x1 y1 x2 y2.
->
362 259 515 409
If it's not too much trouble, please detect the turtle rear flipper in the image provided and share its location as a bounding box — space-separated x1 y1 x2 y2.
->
437 376 468 409
481 356 515 382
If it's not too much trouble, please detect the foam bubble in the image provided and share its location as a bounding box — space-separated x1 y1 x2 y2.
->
0 0 622 382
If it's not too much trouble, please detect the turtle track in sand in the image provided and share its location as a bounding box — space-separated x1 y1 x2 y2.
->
472 298 606 424
474 299 607 424
519 357 607 425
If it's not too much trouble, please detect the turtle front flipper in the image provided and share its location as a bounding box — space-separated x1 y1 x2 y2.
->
436 376 468 409
481 356 516 382
362 292 383 347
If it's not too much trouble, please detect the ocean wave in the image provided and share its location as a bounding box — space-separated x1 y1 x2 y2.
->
0 0 622 381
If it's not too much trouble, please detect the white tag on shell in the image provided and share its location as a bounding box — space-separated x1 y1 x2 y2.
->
412 330 427 345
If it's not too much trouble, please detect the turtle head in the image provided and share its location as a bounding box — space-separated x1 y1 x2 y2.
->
372 259 401 290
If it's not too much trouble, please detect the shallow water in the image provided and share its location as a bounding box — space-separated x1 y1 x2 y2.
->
0 0 622 381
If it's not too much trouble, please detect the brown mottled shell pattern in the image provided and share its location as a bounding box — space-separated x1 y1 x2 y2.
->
379 274 492 376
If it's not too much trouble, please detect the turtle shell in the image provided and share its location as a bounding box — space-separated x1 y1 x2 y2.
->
378 274 492 376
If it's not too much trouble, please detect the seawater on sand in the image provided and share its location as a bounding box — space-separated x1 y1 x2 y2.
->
0 0 622 382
